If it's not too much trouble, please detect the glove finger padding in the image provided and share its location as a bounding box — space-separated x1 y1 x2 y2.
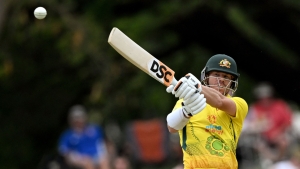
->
191 101 206 115
174 83 188 97
181 89 195 100
190 97 206 113
168 73 202 100
184 92 204 105
173 78 198 99
185 73 202 93
183 93 206 116
173 78 187 93
182 100 206 117
185 94 205 107
177 86 195 100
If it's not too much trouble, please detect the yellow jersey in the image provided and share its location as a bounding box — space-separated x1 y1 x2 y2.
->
173 96 248 169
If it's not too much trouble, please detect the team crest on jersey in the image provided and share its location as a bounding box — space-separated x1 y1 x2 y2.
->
207 114 217 124
219 59 231 68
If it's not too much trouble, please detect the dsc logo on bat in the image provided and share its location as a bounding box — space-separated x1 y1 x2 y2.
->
147 59 175 86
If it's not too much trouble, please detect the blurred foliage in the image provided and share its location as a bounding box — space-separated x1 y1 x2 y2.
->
0 0 300 168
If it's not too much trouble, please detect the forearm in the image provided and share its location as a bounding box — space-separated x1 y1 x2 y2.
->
201 86 224 108
201 86 236 116
167 125 178 133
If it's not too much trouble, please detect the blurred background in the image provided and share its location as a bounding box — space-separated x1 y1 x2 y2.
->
1 0 300 169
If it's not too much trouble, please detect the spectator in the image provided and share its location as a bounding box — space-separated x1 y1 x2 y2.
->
268 147 300 169
58 105 111 169
112 155 131 169
243 82 293 164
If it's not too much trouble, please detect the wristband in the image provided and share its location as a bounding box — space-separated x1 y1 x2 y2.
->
166 107 189 130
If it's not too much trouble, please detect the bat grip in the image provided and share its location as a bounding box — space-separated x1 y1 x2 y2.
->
171 77 178 86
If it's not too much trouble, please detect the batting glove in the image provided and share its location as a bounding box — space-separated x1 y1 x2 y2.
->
166 73 202 100
182 93 206 117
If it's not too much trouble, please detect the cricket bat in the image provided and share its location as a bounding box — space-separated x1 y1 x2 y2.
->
108 27 178 87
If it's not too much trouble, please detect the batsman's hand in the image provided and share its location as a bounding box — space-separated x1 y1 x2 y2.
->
166 73 202 100
182 93 206 117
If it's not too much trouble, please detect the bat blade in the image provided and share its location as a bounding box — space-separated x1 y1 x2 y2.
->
108 27 177 87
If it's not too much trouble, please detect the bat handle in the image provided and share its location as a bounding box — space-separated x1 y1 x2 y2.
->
171 77 178 86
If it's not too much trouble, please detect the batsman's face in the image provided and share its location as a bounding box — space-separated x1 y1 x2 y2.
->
207 71 234 95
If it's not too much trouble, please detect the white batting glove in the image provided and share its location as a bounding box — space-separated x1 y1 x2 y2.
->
166 73 202 100
182 93 206 117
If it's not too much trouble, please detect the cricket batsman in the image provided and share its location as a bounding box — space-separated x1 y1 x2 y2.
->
166 54 248 169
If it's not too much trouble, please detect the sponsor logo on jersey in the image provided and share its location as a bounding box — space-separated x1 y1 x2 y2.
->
205 115 223 135
148 59 175 86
